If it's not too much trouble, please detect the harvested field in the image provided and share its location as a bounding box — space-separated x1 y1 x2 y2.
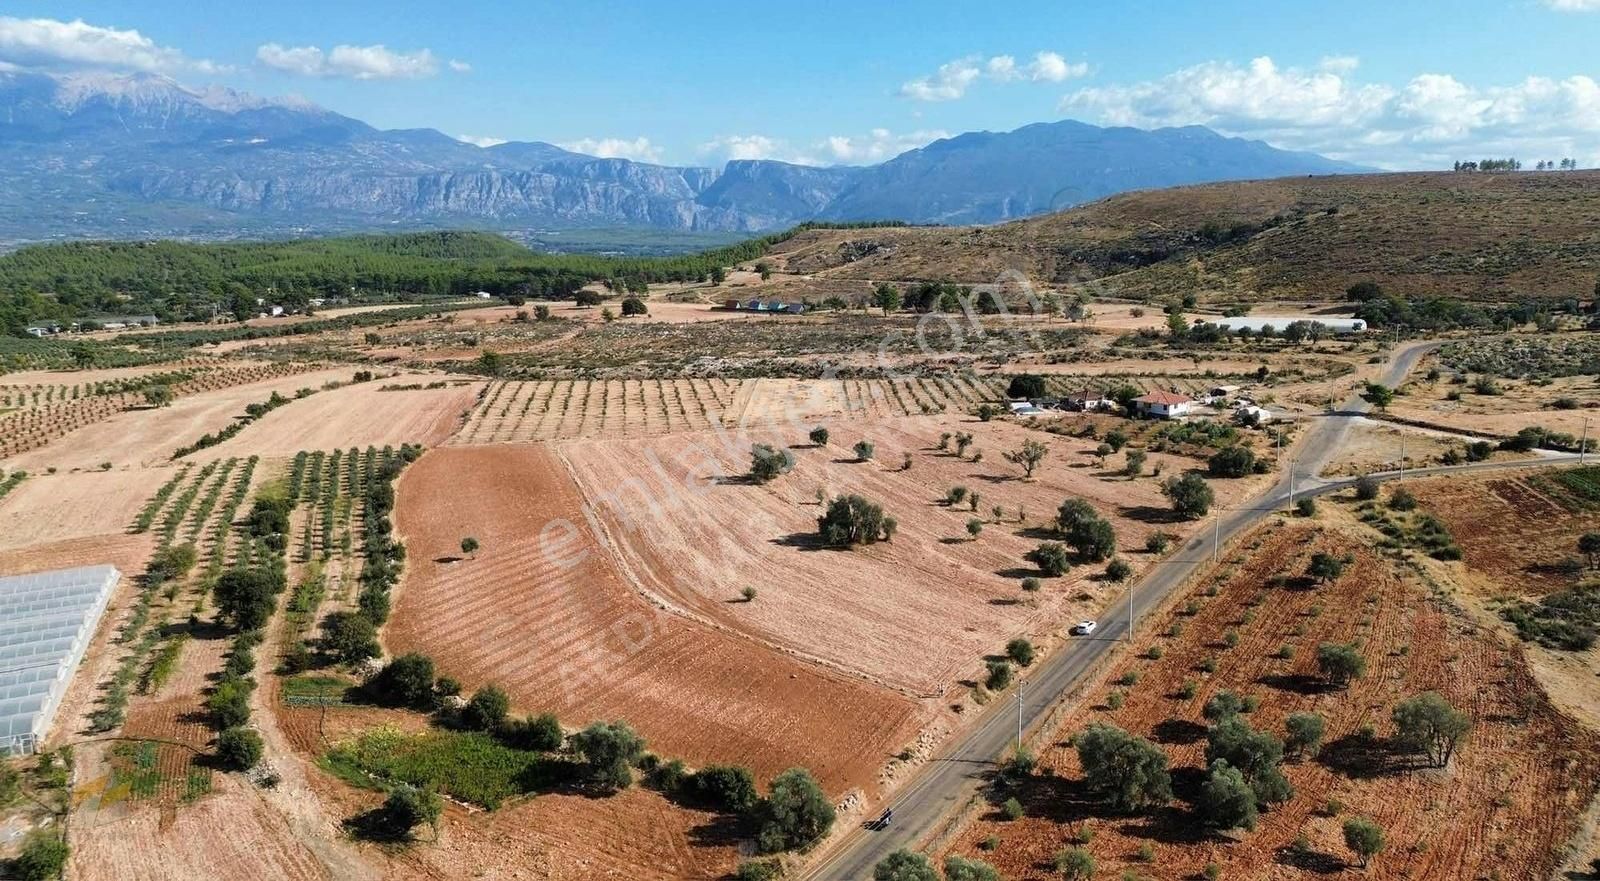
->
191 375 481 459
387 444 922 795
0 362 317 462
943 521 1600 881
561 416 1260 695
1409 468 1600 596
2 366 354 471
70 771 330 881
0 469 166 551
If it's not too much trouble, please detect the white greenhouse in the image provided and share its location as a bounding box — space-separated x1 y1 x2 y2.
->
1 565 120 755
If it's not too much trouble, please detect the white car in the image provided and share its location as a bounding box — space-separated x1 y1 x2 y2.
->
1071 620 1098 636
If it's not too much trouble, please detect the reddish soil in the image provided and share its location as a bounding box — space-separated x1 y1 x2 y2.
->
561 416 1261 696
1410 470 1600 596
387 444 921 795
943 521 1600 880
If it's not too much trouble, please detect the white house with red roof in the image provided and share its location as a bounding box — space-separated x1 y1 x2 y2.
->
1132 390 1195 419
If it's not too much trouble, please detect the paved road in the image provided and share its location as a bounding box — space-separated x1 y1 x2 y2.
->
804 340 1584 880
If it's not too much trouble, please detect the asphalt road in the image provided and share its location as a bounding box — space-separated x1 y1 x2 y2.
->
804 340 1584 880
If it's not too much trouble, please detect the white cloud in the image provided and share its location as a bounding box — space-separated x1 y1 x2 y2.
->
0 16 217 73
900 50 1086 101
456 134 506 148
256 42 457 80
1544 0 1600 10
1027 51 1088 83
823 127 949 163
699 128 948 166
559 136 663 163
448 59 471 73
1060 55 1600 168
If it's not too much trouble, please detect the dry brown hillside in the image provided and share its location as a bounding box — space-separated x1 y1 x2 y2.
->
769 171 1600 302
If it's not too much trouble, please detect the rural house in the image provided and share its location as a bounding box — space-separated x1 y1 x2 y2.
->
1132 390 1194 419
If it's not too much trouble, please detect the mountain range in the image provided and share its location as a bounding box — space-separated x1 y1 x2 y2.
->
0 70 1364 244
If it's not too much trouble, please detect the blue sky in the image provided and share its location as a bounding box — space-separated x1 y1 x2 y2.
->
3 1 1599 168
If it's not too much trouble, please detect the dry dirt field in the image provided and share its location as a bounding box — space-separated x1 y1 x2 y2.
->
2 365 354 471
189 375 482 459
562 416 1260 696
942 520 1600 881
386 444 924 795
1409 468 1600 597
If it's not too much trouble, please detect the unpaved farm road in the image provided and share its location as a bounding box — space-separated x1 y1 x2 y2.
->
804 339 1585 879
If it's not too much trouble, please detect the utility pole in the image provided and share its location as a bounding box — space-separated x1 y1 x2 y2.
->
1399 437 1406 482
1015 683 1024 751
1583 417 1591 466
1213 510 1220 562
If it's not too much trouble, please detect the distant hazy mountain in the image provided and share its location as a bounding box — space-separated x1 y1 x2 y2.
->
0 71 1366 243
819 121 1366 225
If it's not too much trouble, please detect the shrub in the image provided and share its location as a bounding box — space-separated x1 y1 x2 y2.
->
1208 446 1256 478
1021 576 1042 592
685 764 759 813
1007 374 1047 399
1295 497 1317 517
853 440 876 461
208 678 253 730
503 712 564 752
1354 475 1380 500
1123 448 1148 477
1307 552 1348 583
985 659 1014 691
1055 847 1096 880
620 296 648 316
1006 638 1036 666
809 426 830 446
944 854 1002 881
756 767 835 853
216 726 264 771
873 850 938 881
321 611 380 664
368 653 437 709
460 536 480 556
572 720 646 790
377 785 442 841
461 685 510 732
11 831 69 881
1388 487 1417 511
1002 796 1024 820
967 518 984 540
734 860 782 881
1146 532 1174 554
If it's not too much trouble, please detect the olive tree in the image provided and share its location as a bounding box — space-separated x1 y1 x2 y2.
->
1284 712 1326 759
1003 438 1050 479
572 720 646 790
1162 473 1215 519
1316 642 1366 688
1343 817 1385 867
1391 692 1471 768
873 850 938 881
1074 723 1172 813
1197 759 1258 831
756 767 835 853
750 443 796 483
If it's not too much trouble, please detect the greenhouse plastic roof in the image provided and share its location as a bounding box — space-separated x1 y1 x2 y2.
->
0 565 120 753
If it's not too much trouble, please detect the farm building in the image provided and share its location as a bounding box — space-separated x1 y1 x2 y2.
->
0 565 121 756
1133 391 1195 419
721 299 806 314
1206 316 1367 334
1062 390 1117 412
